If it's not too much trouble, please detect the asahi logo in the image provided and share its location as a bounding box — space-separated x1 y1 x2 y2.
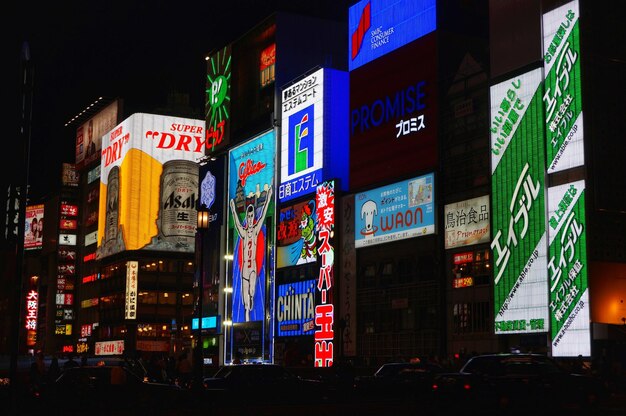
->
163 191 196 210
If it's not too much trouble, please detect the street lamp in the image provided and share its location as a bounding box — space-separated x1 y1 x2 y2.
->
194 203 210 388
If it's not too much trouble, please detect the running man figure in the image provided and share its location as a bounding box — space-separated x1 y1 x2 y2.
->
230 185 273 322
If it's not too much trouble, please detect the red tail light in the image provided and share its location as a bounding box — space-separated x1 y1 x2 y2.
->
463 383 471 390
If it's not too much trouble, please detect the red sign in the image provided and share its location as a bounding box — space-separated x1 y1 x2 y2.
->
314 182 335 367
61 203 78 217
453 276 474 289
25 290 38 345
260 44 276 70
453 252 474 265
60 218 78 230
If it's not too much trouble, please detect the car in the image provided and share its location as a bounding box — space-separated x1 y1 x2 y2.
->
354 361 444 404
432 353 609 414
40 365 186 414
202 364 331 408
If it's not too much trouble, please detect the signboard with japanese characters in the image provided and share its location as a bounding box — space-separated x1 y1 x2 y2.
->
95 340 125 356
125 261 138 319
444 195 490 249
490 68 549 334
355 173 435 248
280 68 348 202
276 198 318 268
548 180 590 356
543 0 584 173
314 181 335 367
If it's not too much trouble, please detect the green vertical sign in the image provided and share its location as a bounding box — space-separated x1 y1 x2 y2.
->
490 68 549 334
543 0 584 173
548 181 590 356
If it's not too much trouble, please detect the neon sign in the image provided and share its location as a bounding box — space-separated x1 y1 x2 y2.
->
314 181 335 367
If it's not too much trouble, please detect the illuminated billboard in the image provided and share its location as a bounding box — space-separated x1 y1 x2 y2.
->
205 45 232 155
75 101 118 168
24 204 44 250
348 0 436 71
355 173 435 249
350 33 437 190
25 289 38 346
97 113 205 259
548 180 590 357
61 163 79 187
444 196 490 249
125 261 138 320
276 280 316 336
276 198 318 268
314 181 335 367
228 130 275 323
543 0 584 173
280 68 349 202
490 68 548 334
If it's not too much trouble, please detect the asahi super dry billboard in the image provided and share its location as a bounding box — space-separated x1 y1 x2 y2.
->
97 113 205 259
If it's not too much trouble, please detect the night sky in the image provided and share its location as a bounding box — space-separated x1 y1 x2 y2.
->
7 1 352 201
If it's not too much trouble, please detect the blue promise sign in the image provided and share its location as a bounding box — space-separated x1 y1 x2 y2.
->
348 0 437 71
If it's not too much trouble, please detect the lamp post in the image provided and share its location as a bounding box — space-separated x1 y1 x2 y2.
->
194 203 210 388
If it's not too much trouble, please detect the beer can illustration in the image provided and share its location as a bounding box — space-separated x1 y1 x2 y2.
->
157 160 199 248
104 166 120 246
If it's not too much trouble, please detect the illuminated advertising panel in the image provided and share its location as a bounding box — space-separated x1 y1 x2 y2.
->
24 204 44 250
60 218 78 230
95 340 124 356
548 180 590 356
276 198 317 268
191 316 218 330
125 261 138 320
491 68 548 334
75 101 118 168
314 181 335 367
58 248 77 261
87 165 100 184
61 163 79 187
277 280 316 336
280 68 349 201
280 69 324 201
350 33 437 190
60 203 78 217
348 0 436 71
543 0 584 173
97 113 205 259
205 45 232 155
59 234 77 246
355 173 435 249
228 130 275 323
444 196 490 249
25 289 38 346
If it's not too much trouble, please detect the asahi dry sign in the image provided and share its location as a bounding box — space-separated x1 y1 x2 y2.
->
97 113 205 258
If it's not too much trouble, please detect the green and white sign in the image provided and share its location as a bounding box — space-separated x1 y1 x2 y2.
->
490 68 548 334
543 0 584 173
548 180 590 357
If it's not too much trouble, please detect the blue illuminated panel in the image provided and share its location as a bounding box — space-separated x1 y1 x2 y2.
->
348 0 436 71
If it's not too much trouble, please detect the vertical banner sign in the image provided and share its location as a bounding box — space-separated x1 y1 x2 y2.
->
543 0 584 173
25 289 38 347
280 69 324 201
205 45 232 155
24 204 44 250
228 130 275 323
314 181 335 367
125 261 138 320
548 181 590 356
340 195 357 357
490 68 549 334
276 199 318 268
